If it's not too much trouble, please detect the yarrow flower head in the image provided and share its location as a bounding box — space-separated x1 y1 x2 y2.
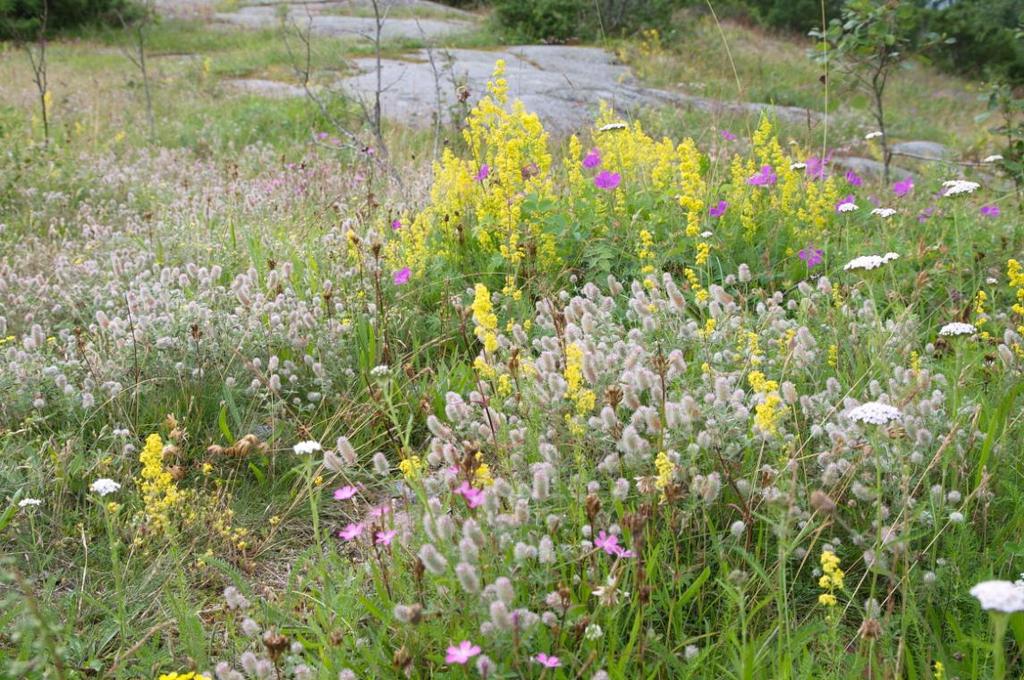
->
843 253 898 271
941 179 980 196
90 478 121 496
746 164 777 186
848 401 902 425
798 246 824 269
445 640 481 665
970 580 1024 613
835 195 858 213
594 170 621 190
871 208 897 218
582 147 601 168
865 130 883 140
939 322 976 337
18 498 42 508
708 200 727 218
983 154 1004 163
293 440 322 455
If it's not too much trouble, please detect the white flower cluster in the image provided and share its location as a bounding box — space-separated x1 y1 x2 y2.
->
90 478 121 496
983 154 1003 163
870 208 897 218
293 440 323 455
18 498 42 508
837 199 859 213
941 179 980 196
843 253 900 272
847 401 902 425
938 322 976 337
970 580 1024 613
865 131 883 140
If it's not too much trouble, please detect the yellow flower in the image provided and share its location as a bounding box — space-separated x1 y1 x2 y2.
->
138 433 182 533
398 455 425 480
471 284 499 353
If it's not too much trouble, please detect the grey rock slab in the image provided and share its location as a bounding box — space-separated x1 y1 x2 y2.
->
337 46 819 133
226 78 312 98
831 156 912 180
214 3 474 40
891 140 952 161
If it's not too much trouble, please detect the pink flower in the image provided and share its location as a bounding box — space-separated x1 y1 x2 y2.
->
709 200 728 218
456 481 485 509
720 129 736 141
338 523 363 541
746 165 777 186
368 504 392 519
892 177 914 197
446 640 482 665
393 267 411 285
594 530 621 556
805 156 826 180
798 247 824 269
391 218 402 231
333 485 358 501
374 529 396 546
845 170 863 187
981 204 1001 218
583 147 601 168
535 653 561 668
594 170 621 190
475 164 490 182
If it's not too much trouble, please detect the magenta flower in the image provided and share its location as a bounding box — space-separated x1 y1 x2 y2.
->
446 640 482 665
535 653 561 668
892 177 914 197
456 481 485 509
374 529 396 546
393 267 411 285
747 165 777 186
917 206 935 223
805 156 826 180
391 218 402 231
720 129 736 141
333 485 358 501
709 200 728 218
845 170 863 187
981 204 1001 218
798 246 824 269
316 131 329 140
338 523 363 541
583 147 601 169
475 164 490 182
594 530 621 556
594 170 621 190
368 504 392 519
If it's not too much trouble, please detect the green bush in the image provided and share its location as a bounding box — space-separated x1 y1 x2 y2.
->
920 0 1024 83
492 0 679 42
0 0 135 40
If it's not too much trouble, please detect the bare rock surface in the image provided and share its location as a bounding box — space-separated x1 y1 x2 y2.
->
338 45 818 133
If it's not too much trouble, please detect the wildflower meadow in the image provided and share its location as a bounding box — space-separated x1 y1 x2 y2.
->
2 1 1024 678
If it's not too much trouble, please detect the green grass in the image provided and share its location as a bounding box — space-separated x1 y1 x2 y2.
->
2 9 1024 680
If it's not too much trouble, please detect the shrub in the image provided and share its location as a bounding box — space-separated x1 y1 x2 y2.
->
491 0 679 42
0 0 135 40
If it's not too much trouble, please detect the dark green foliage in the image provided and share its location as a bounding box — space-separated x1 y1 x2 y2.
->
745 0 844 33
491 0 679 42
0 0 136 40
919 0 1024 83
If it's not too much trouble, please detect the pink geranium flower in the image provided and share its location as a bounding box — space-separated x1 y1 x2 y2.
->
374 529 396 546
446 640 482 665
393 267 411 285
845 170 863 187
746 165 777 186
391 218 402 231
709 200 728 218
583 147 601 168
892 177 914 197
720 129 736 141
981 204 1000 218
594 170 621 190
474 164 490 182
